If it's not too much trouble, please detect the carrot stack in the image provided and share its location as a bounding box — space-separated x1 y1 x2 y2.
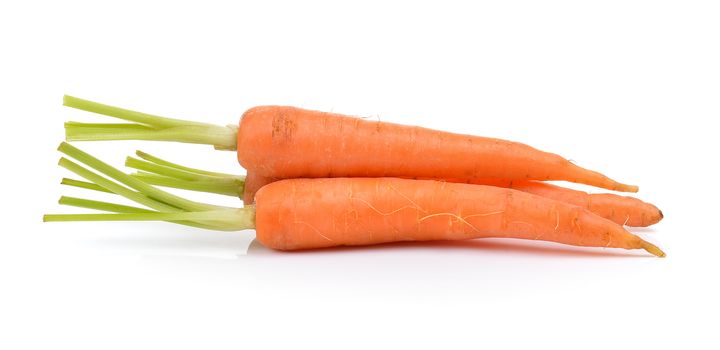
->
45 96 665 257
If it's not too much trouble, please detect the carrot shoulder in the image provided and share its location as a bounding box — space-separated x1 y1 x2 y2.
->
254 178 662 256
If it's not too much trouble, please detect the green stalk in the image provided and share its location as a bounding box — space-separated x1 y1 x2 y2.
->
44 207 255 232
58 196 227 230
63 95 209 128
63 95 238 150
57 158 237 229
59 196 152 213
61 178 112 193
46 144 256 232
131 173 241 197
59 157 181 212
64 122 156 131
125 157 207 181
135 150 239 178
125 151 245 197
65 125 237 149
58 142 223 212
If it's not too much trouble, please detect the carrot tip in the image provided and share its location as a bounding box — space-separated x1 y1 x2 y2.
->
659 210 664 219
640 240 666 258
616 183 639 193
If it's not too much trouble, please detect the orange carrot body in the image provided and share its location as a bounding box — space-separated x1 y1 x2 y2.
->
253 178 656 254
243 173 661 227
237 106 637 192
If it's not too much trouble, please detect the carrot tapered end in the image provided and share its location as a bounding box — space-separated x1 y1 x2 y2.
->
616 183 639 193
640 240 666 258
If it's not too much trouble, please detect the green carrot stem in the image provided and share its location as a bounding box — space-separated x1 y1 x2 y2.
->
48 143 250 231
135 150 240 178
61 178 112 193
63 95 207 128
65 125 237 149
124 152 245 196
57 196 242 230
59 196 152 213
125 157 207 181
44 207 256 232
128 150 245 197
131 173 242 197
58 142 223 212
64 122 156 131
63 95 238 150
58 155 237 229
58 157 182 212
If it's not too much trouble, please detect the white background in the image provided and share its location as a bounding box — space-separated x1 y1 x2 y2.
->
1 1 718 349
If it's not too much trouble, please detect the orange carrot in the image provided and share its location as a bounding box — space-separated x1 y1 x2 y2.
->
248 175 661 227
118 152 661 227
238 106 637 192
255 178 663 254
45 144 663 256
64 96 638 192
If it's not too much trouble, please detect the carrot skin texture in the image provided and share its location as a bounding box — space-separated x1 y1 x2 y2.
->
469 179 663 227
236 106 637 193
253 178 653 253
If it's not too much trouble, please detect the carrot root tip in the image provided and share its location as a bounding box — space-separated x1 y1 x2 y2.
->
618 184 640 193
640 240 666 258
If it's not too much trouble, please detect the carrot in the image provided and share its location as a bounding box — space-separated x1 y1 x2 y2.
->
62 96 638 192
253 178 658 253
109 151 662 227
44 143 664 257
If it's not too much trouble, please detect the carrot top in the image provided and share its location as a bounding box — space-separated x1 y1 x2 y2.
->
61 151 245 197
44 142 254 231
63 96 238 150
